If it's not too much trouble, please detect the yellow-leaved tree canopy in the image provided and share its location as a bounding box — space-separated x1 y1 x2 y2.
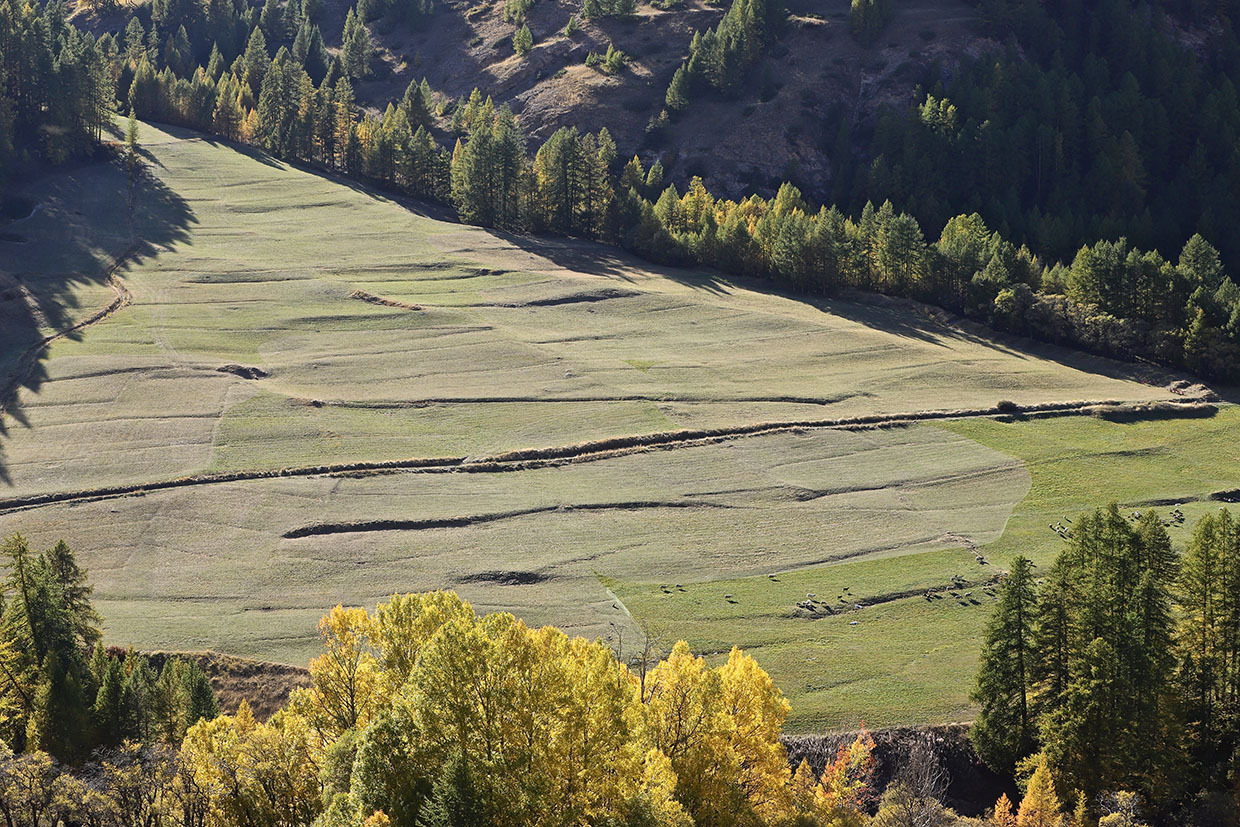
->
178 591 876 827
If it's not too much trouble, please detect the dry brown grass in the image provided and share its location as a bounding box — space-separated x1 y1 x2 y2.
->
147 651 310 721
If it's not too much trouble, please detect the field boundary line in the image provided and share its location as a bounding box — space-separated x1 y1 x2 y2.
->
282 499 734 538
0 398 1216 514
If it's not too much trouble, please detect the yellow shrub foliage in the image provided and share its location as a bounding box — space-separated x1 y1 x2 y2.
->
179 591 870 827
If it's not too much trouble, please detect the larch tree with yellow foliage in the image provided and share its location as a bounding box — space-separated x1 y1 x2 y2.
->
1015 759 1063 827
991 793 1016 827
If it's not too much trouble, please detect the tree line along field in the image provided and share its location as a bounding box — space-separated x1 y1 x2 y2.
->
2 121 1235 730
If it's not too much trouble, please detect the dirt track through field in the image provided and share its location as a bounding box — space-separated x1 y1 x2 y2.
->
0 398 1211 515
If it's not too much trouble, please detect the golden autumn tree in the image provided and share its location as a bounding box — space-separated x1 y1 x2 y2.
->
369 591 474 703
1017 758 1064 827
179 701 324 827
289 605 379 742
784 730 876 827
719 646 793 816
641 641 793 825
405 611 656 825
315 597 706 827
992 793 1017 827
818 729 877 826
222 593 804 827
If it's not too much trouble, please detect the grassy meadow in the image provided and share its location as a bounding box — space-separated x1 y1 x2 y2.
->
2 122 1236 730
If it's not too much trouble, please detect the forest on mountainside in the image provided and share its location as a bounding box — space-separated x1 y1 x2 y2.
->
8 0 1240 385
12 0 1240 381
845 0 1240 283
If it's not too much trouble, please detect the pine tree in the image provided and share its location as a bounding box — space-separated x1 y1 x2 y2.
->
666 64 691 111
240 27 269 98
206 42 225 79
292 18 312 62
341 8 373 78
260 0 287 41
182 658 219 729
256 48 300 154
644 159 664 195
532 127 584 233
513 23 533 56
1177 509 1240 780
491 106 526 228
43 541 101 650
417 754 490 827
212 74 244 139
401 77 433 129
1126 511 1180 789
152 658 189 743
125 111 140 186
1178 234 1224 291
26 650 90 762
972 556 1039 772
128 57 160 116
620 155 645 192
333 77 359 172
93 655 127 748
124 17 147 65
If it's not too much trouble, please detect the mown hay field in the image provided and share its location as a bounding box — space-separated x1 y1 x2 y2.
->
2 122 1235 729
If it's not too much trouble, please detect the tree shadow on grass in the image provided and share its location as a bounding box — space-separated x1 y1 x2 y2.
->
496 230 1193 393
0 148 196 484
497 230 735 295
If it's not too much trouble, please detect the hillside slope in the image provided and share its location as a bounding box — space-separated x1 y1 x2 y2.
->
3 123 1231 729
71 0 988 200
345 0 987 198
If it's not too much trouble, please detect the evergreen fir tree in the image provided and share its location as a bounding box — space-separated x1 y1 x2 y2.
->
513 23 533 56
666 64 691 111
240 27 269 97
341 7 373 79
972 556 1039 772
43 540 101 650
417 754 491 827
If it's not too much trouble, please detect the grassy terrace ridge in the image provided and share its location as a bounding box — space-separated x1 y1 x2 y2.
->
2 121 1235 730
